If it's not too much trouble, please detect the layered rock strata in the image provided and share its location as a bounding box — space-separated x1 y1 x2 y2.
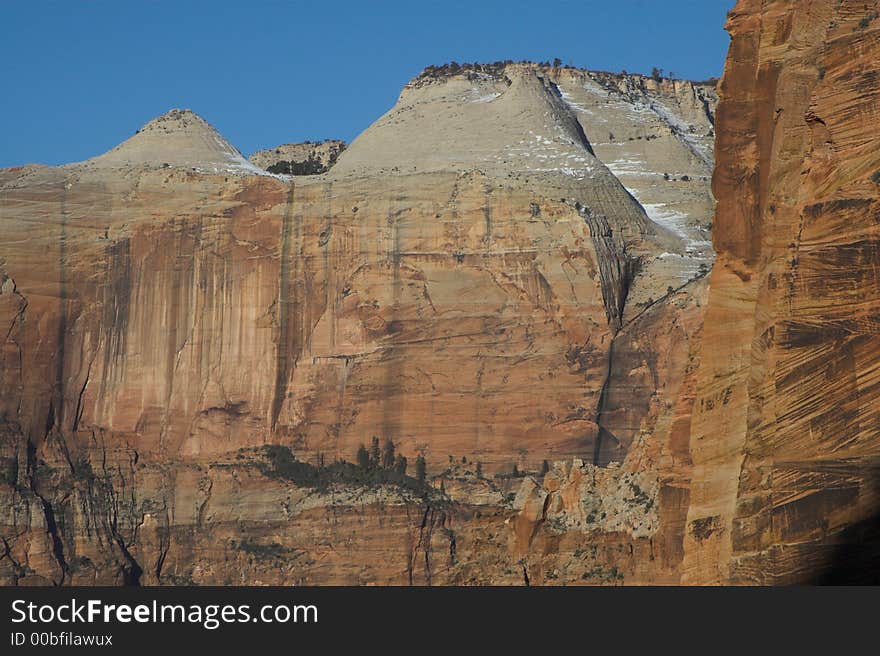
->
0 62 716 585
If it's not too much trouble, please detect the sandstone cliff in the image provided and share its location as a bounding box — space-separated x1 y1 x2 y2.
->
682 0 880 584
0 59 718 585
3 4 871 586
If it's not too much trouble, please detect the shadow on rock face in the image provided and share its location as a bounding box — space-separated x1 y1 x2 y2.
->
812 512 880 585
812 463 880 585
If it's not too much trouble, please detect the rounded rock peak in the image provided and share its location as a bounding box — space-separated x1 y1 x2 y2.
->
87 108 270 177
135 108 211 135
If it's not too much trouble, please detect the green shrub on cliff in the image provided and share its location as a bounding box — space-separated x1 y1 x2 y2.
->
259 443 428 495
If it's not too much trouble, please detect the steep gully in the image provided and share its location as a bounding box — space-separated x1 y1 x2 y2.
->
554 79 688 466
550 73 716 466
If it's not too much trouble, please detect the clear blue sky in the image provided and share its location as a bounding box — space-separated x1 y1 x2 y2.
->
1 0 733 167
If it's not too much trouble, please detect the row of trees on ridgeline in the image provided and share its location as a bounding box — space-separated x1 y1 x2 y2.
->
353 439 553 485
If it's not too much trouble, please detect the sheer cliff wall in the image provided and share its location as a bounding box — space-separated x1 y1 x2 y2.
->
683 0 880 584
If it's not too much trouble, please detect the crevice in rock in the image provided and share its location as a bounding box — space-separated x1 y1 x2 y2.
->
579 206 637 330
418 504 433 586
548 80 597 157
408 502 444 586
271 181 297 431
446 527 457 566
2 276 28 342
25 439 68 585
593 337 619 466
72 359 92 433
155 541 168 583
155 508 171 584
577 204 639 465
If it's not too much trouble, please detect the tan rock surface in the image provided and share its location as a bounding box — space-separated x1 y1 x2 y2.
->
550 68 717 312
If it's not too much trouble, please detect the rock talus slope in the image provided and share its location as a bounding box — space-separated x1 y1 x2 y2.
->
0 61 718 585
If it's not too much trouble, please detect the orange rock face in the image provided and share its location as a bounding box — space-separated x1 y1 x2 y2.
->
7 7 880 585
0 76 708 584
683 0 880 584
0 168 620 467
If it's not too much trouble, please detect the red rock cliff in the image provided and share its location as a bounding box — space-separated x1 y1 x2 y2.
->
683 0 880 584
6 7 880 585
0 65 712 585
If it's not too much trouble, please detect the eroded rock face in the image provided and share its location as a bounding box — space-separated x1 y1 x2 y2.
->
682 0 880 584
0 63 714 585
0 3 862 586
550 68 717 308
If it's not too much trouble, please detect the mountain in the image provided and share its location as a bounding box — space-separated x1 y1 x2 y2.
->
89 108 271 176
5 9 875 586
0 61 715 585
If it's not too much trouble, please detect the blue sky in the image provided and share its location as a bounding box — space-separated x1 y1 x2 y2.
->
1 1 733 167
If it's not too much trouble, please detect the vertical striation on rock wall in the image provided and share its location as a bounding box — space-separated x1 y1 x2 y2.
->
683 0 880 584
2 4 876 586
